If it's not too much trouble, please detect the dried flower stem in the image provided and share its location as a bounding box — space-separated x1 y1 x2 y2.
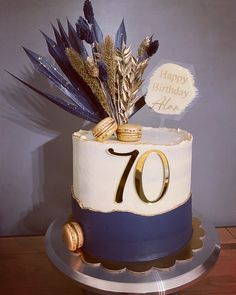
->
66 47 110 115
101 36 116 99
85 57 99 77
115 44 149 124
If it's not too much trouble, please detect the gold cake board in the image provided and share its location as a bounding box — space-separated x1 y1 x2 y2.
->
45 211 220 295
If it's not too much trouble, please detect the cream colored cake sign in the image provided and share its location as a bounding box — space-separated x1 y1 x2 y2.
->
145 63 198 115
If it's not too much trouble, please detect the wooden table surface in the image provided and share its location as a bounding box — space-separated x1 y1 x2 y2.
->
0 228 236 295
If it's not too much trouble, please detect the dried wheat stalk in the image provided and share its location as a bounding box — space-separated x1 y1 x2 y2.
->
101 36 116 99
115 44 148 124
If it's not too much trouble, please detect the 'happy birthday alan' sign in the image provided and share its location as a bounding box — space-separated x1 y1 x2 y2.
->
145 63 198 116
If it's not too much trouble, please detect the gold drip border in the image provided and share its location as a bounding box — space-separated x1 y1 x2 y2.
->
74 217 205 273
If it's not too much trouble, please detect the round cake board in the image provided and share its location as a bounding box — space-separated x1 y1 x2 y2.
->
45 211 220 295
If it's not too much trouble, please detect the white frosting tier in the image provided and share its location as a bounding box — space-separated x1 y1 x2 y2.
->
73 127 192 216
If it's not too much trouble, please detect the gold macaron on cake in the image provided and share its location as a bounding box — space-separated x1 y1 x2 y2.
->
117 124 142 142
92 117 118 142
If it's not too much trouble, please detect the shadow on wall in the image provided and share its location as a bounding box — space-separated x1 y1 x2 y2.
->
0 68 92 234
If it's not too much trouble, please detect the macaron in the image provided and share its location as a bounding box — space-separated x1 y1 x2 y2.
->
92 117 118 142
117 124 142 142
62 221 84 251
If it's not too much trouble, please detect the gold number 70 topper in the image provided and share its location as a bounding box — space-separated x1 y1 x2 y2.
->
108 148 170 204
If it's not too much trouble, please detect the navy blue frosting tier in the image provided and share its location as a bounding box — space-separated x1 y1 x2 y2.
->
72 196 192 262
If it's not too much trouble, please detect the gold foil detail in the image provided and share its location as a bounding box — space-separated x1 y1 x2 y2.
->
135 149 170 204
77 217 205 273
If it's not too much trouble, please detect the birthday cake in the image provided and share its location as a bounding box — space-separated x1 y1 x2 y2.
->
12 0 197 263
71 127 193 262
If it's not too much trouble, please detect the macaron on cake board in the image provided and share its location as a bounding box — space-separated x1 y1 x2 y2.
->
62 222 84 251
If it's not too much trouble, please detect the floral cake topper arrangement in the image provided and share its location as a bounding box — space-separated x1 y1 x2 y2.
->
9 0 159 126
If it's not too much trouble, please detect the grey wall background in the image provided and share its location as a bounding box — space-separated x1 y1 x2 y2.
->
0 0 236 235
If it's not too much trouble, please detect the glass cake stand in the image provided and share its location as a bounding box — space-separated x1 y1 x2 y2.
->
45 211 220 295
